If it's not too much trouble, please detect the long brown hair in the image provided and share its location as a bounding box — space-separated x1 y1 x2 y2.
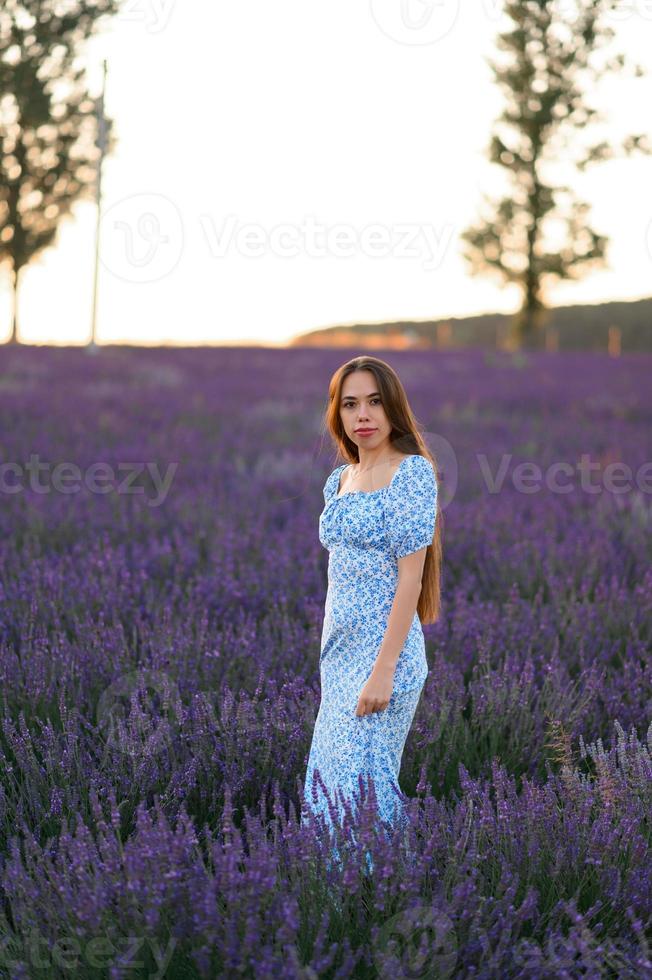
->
324 355 443 624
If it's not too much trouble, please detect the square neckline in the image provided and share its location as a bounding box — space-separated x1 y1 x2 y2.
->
335 453 416 499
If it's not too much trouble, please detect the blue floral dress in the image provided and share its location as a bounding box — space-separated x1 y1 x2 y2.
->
302 453 438 869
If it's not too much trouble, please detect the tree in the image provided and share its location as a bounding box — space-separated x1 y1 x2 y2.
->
460 0 652 348
0 0 119 344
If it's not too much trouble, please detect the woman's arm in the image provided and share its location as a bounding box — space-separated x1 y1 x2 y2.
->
355 550 427 716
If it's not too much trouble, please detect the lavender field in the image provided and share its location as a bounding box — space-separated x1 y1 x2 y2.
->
0 345 651 979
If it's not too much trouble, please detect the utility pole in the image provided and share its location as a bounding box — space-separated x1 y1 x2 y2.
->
88 59 108 352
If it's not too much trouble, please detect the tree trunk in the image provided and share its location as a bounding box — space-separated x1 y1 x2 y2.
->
8 265 20 344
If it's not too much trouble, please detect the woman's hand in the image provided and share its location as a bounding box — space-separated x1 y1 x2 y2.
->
355 664 395 716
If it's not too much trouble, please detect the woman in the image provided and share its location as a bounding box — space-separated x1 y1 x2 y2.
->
302 355 443 872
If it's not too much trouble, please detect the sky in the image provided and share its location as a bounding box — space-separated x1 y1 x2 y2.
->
2 0 652 346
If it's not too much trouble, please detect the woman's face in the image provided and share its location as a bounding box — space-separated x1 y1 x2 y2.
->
339 370 392 451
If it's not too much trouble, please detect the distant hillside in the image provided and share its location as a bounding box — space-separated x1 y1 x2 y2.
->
291 295 652 353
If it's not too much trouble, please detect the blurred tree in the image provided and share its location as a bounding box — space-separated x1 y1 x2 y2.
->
0 0 119 344
460 0 652 347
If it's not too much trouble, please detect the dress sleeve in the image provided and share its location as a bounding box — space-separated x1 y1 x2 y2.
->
385 455 438 558
323 464 345 503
